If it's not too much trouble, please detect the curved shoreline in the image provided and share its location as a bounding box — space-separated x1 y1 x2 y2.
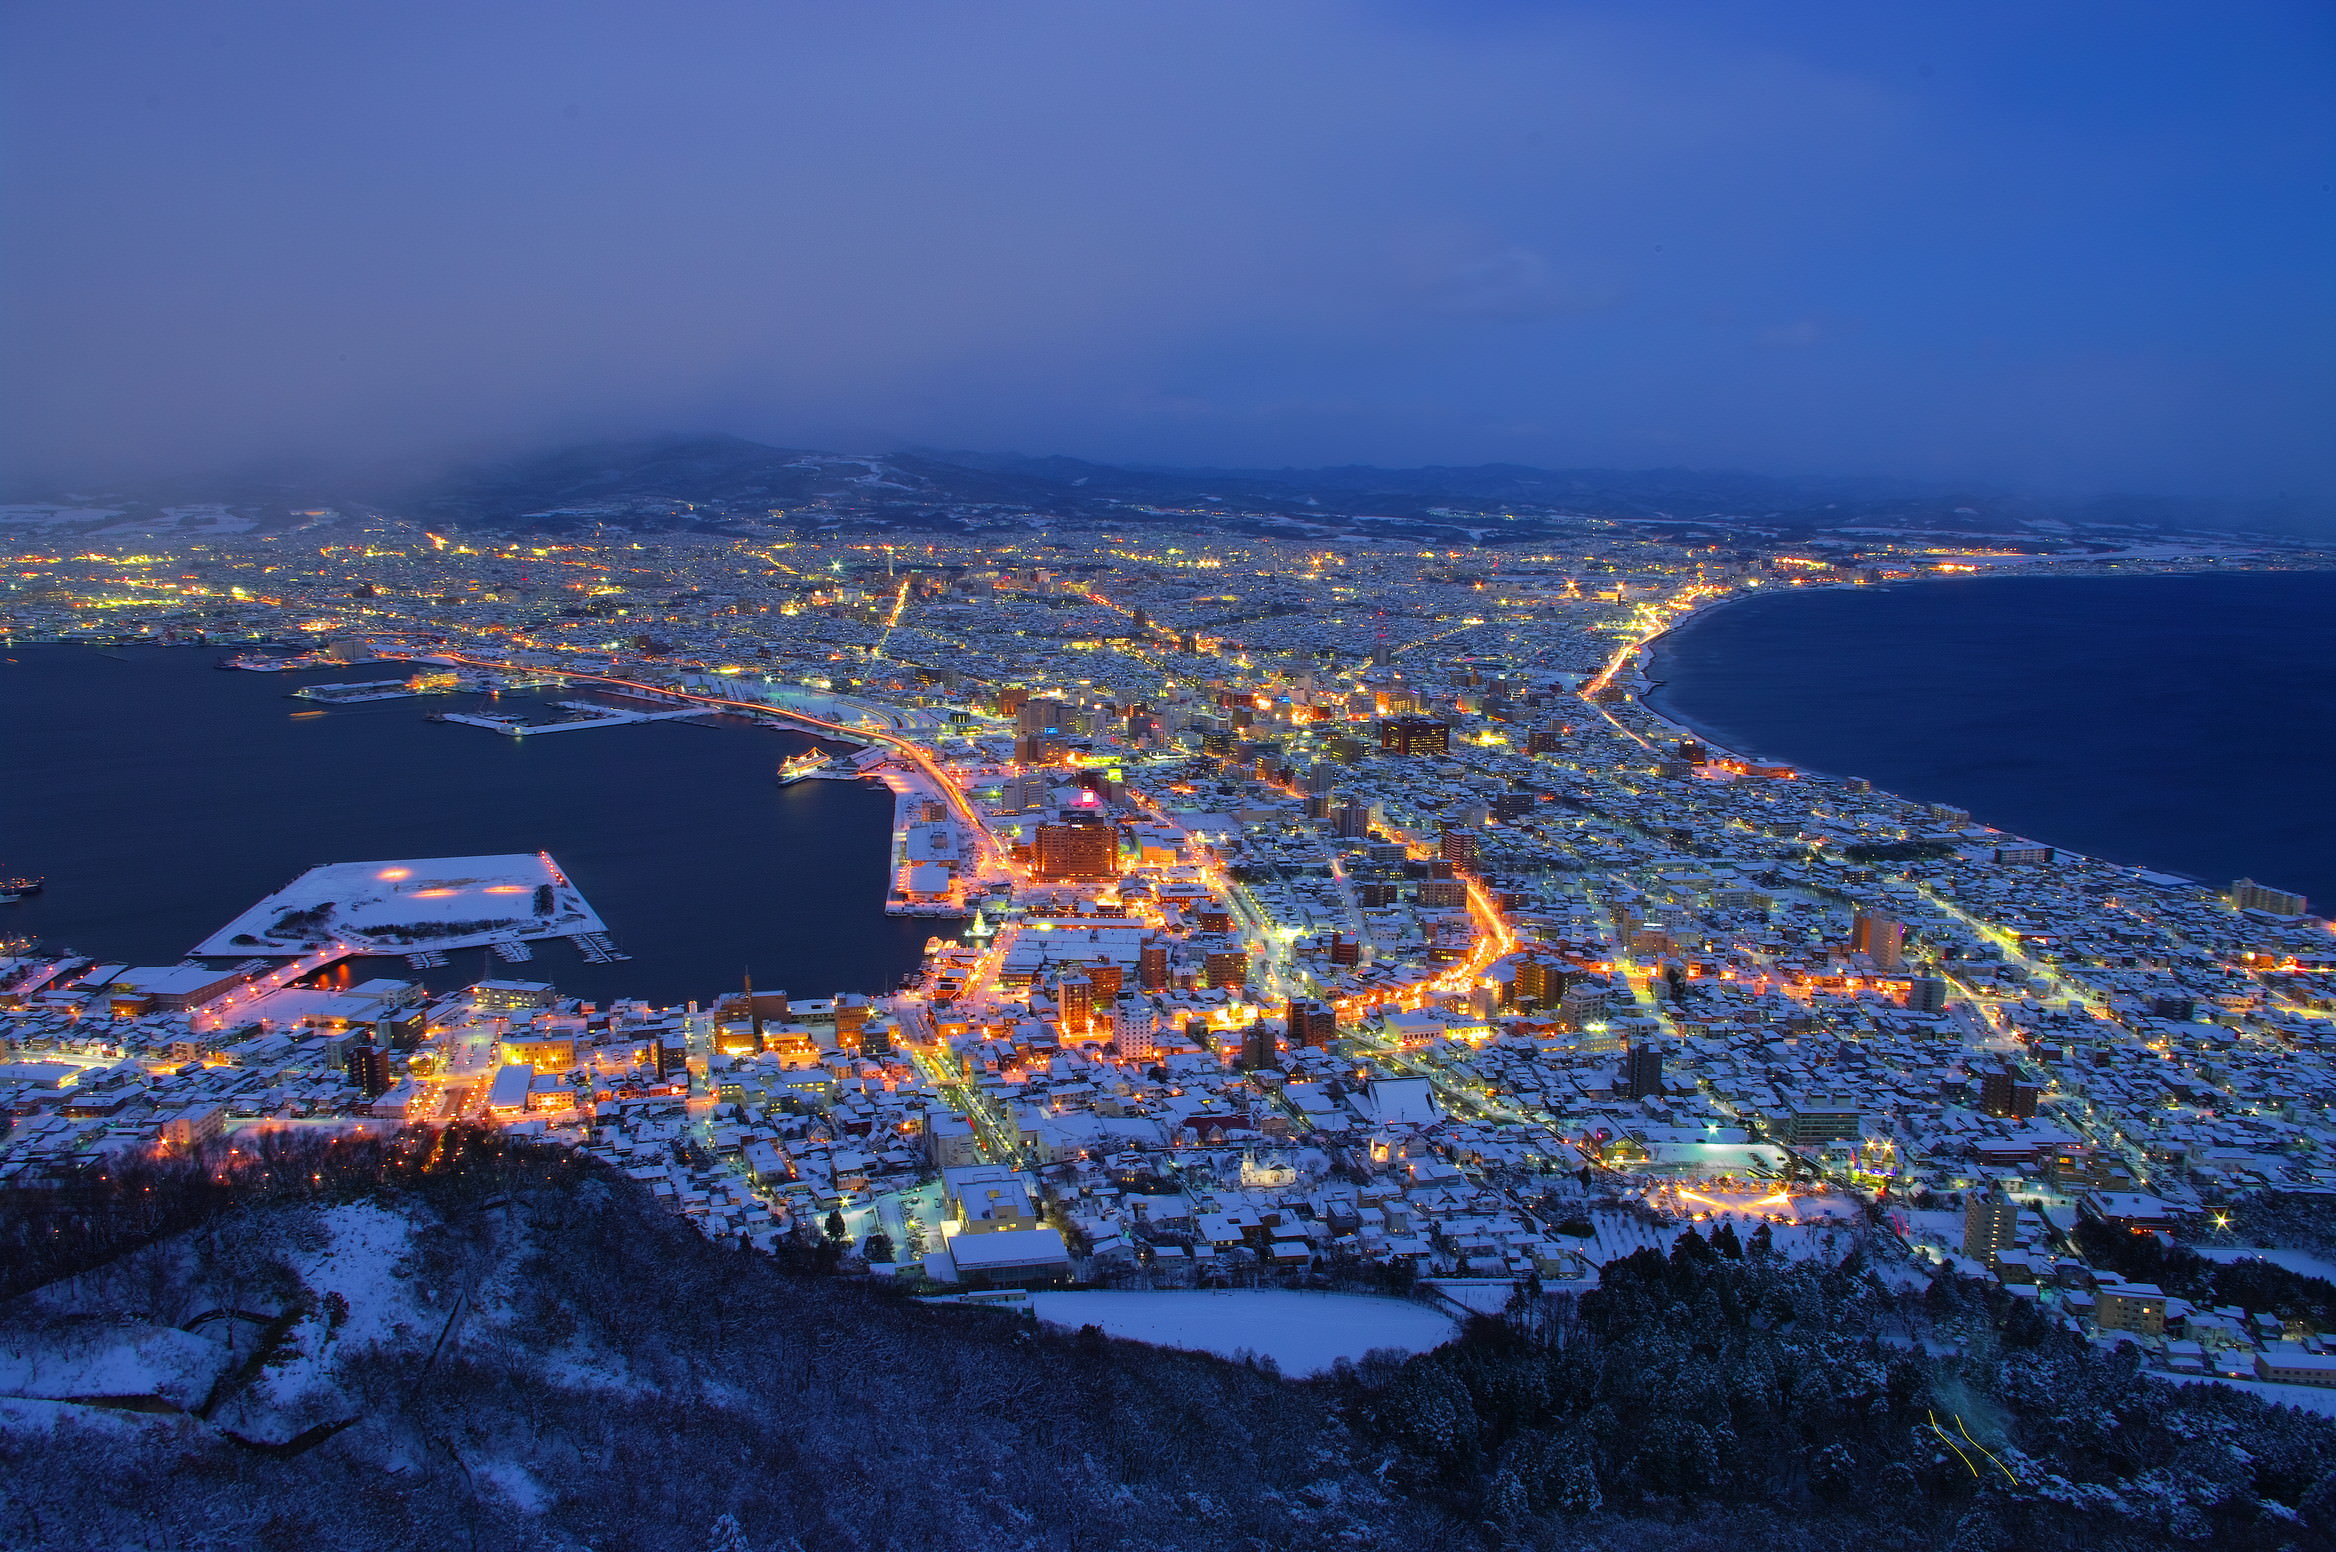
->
1618 565 2336 893
1631 561 2336 769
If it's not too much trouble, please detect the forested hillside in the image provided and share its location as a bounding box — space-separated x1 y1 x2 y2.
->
0 1133 2329 1552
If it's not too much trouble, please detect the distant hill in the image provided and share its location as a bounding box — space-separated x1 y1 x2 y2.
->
6 433 2318 545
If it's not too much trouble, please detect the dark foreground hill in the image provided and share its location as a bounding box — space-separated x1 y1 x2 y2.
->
0 1132 2330 1552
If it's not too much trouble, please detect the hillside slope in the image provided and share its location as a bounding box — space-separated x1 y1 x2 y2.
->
2 1134 2332 1552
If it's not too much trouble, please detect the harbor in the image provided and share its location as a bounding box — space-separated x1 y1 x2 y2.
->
0 643 940 1004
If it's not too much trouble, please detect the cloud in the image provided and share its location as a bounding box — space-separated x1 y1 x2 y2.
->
0 0 2327 498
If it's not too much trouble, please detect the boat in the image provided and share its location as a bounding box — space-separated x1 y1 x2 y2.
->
0 876 42 900
776 751 834 785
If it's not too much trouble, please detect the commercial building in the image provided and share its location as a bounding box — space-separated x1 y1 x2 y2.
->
486 1062 535 1117
1378 717 1450 757
108 966 245 1014
1034 820 1117 881
1781 1101 1863 1147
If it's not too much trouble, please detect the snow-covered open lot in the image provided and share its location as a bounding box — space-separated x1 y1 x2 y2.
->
193 853 603 955
1029 1289 1456 1375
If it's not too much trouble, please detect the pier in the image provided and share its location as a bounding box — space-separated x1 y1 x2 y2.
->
436 701 706 736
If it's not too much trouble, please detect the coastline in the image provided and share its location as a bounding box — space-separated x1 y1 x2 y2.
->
1617 565 2336 899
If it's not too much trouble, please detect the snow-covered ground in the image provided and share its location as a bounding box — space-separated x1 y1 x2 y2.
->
2190 1245 2336 1284
1568 1208 1868 1269
0 1323 231 1409
2157 1372 2336 1419
193 853 603 956
1029 1289 1456 1375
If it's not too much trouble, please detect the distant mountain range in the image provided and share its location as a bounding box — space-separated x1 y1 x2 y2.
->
7 433 2318 546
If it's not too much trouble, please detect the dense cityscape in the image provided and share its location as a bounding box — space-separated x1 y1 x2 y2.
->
5 510 2332 1382
8 0 2335 1544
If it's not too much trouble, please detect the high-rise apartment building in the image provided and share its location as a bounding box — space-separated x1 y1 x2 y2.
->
1963 1188 2020 1263
1850 909 1905 969
2233 879 2308 917
346 1044 393 1099
1906 976 1950 1013
1286 999 1338 1047
1619 1044 1664 1100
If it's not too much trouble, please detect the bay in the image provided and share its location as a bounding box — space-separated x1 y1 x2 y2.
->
1645 570 2336 912
0 645 936 1004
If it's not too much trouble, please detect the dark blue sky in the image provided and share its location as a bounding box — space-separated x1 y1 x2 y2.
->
3 2 2329 496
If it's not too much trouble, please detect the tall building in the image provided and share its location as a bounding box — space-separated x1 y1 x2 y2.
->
1240 1023 1279 1071
1016 697 1065 736
1033 819 1117 880
1906 976 1950 1013
1377 716 1450 756
1056 973 1096 1034
346 1043 393 1099
1137 941 1170 991
1203 950 1248 990
1962 1187 2020 1263
1618 1044 1664 1100
1286 999 1338 1047
1438 830 1481 871
1978 1067 2039 1120
2233 879 2308 917
1111 997 1157 1061
1850 909 1905 969
1512 954 1569 1008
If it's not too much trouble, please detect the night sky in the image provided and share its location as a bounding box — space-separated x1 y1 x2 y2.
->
3 1 2329 497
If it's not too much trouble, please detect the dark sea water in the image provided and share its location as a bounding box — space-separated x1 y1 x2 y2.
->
1646 570 2336 913
0 646 936 1004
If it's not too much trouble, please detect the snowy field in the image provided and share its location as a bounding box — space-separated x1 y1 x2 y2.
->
2190 1245 2336 1284
1029 1290 1456 1375
194 853 603 956
2158 1372 2336 1419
